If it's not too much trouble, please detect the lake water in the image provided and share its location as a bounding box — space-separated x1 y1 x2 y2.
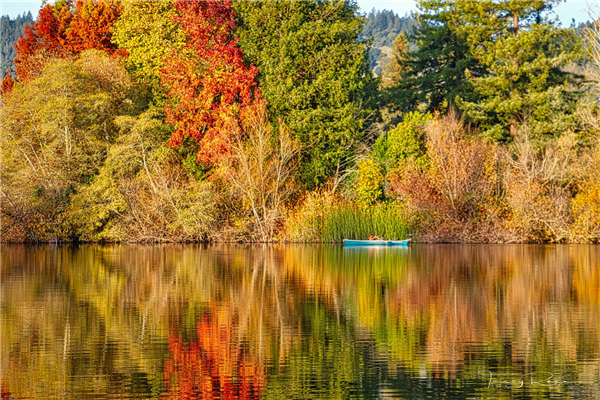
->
2 244 599 399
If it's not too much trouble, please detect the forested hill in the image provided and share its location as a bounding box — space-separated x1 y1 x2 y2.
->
1 13 34 77
361 9 418 74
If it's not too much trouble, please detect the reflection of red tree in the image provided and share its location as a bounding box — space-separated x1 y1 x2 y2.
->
1 380 11 400
163 308 265 399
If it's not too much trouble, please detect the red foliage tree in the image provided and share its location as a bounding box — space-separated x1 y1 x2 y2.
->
161 0 262 165
13 0 122 81
13 2 71 80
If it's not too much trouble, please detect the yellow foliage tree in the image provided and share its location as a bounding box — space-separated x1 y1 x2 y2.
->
356 158 384 207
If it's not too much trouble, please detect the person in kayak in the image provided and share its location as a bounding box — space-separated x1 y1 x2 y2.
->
369 234 383 240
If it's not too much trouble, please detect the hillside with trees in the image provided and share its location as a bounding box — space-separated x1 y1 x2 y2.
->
1 0 599 244
0 12 34 77
361 9 418 74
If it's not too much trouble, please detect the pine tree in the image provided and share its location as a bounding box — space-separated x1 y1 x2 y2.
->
0 12 34 77
380 33 409 89
391 0 484 113
455 0 583 141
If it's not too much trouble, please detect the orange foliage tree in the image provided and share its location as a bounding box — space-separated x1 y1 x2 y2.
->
65 1 123 54
163 308 265 399
13 0 123 81
161 0 261 165
1 74 14 95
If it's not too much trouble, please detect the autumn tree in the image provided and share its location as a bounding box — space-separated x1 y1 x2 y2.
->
64 0 123 54
0 50 131 242
234 0 377 188
380 33 409 89
13 0 122 81
13 1 72 80
377 33 412 129
220 102 300 242
1 74 14 95
161 0 261 166
69 107 221 242
111 1 186 100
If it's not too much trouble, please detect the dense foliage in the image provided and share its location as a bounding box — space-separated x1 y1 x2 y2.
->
161 0 262 166
12 0 123 82
234 0 376 187
1 0 599 243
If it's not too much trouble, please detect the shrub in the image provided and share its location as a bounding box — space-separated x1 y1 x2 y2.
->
220 104 300 242
355 158 384 207
388 110 504 242
571 144 600 242
502 128 577 242
374 111 431 170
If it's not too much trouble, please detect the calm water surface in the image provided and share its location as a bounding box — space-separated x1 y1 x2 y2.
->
2 244 600 399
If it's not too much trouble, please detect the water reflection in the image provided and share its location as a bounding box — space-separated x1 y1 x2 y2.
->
1 244 599 399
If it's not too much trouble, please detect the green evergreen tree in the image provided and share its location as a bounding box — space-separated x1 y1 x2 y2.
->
234 0 377 188
455 0 583 141
393 0 484 113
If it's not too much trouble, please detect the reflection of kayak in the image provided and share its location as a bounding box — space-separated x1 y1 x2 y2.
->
343 239 410 246
387 239 410 246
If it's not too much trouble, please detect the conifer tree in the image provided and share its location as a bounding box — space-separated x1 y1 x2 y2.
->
390 0 582 142
0 12 34 78
380 33 409 89
394 0 484 113
234 0 376 188
455 0 583 141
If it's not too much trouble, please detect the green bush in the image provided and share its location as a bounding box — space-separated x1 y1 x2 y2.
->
374 111 431 170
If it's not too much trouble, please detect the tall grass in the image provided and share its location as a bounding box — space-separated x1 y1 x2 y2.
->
320 202 413 242
282 191 417 242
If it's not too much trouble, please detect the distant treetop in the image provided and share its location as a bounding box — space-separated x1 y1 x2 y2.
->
360 9 417 74
0 12 34 77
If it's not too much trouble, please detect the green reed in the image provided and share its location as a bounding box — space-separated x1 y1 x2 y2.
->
319 202 414 242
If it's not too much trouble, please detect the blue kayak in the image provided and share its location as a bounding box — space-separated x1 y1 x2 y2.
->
343 239 410 246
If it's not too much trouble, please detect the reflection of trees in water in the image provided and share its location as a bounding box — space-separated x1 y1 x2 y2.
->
2 244 600 398
0 382 9 400
282 245 600 381
163 306 265 399
0 244 302 398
